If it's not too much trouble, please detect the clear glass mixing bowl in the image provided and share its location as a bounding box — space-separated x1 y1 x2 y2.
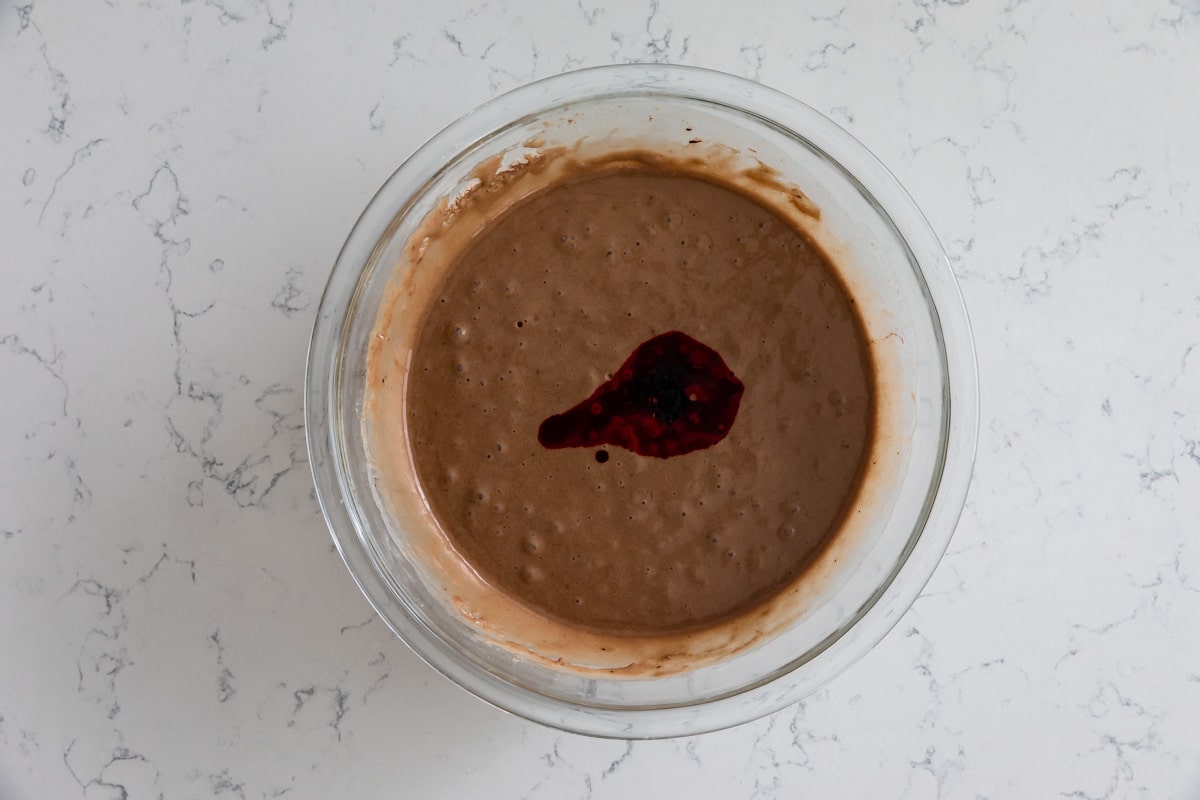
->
305 64 978 738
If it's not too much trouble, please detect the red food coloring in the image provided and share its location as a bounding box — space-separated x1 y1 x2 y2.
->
538 331 744 459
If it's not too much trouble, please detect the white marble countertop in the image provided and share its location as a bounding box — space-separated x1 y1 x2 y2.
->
3 0 1199 797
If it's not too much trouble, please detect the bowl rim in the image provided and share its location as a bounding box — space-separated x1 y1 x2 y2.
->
305 63 979 738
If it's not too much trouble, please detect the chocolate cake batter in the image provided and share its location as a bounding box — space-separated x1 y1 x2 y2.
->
403 167 875 636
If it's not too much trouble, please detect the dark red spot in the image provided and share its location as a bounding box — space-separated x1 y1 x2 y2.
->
538 331 744 459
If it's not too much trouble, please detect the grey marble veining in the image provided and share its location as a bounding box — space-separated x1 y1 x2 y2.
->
2 0 1199 797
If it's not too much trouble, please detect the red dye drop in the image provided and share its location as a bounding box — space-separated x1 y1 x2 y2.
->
537 331 744 459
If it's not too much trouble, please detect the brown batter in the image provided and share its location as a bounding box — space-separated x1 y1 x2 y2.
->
403 167 875 636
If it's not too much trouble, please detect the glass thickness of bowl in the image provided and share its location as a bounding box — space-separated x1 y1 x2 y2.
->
305 64 978 739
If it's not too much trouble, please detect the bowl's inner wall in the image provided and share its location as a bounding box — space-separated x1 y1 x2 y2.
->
341 91 948 708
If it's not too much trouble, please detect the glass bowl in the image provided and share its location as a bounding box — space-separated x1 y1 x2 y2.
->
305 64 978 738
